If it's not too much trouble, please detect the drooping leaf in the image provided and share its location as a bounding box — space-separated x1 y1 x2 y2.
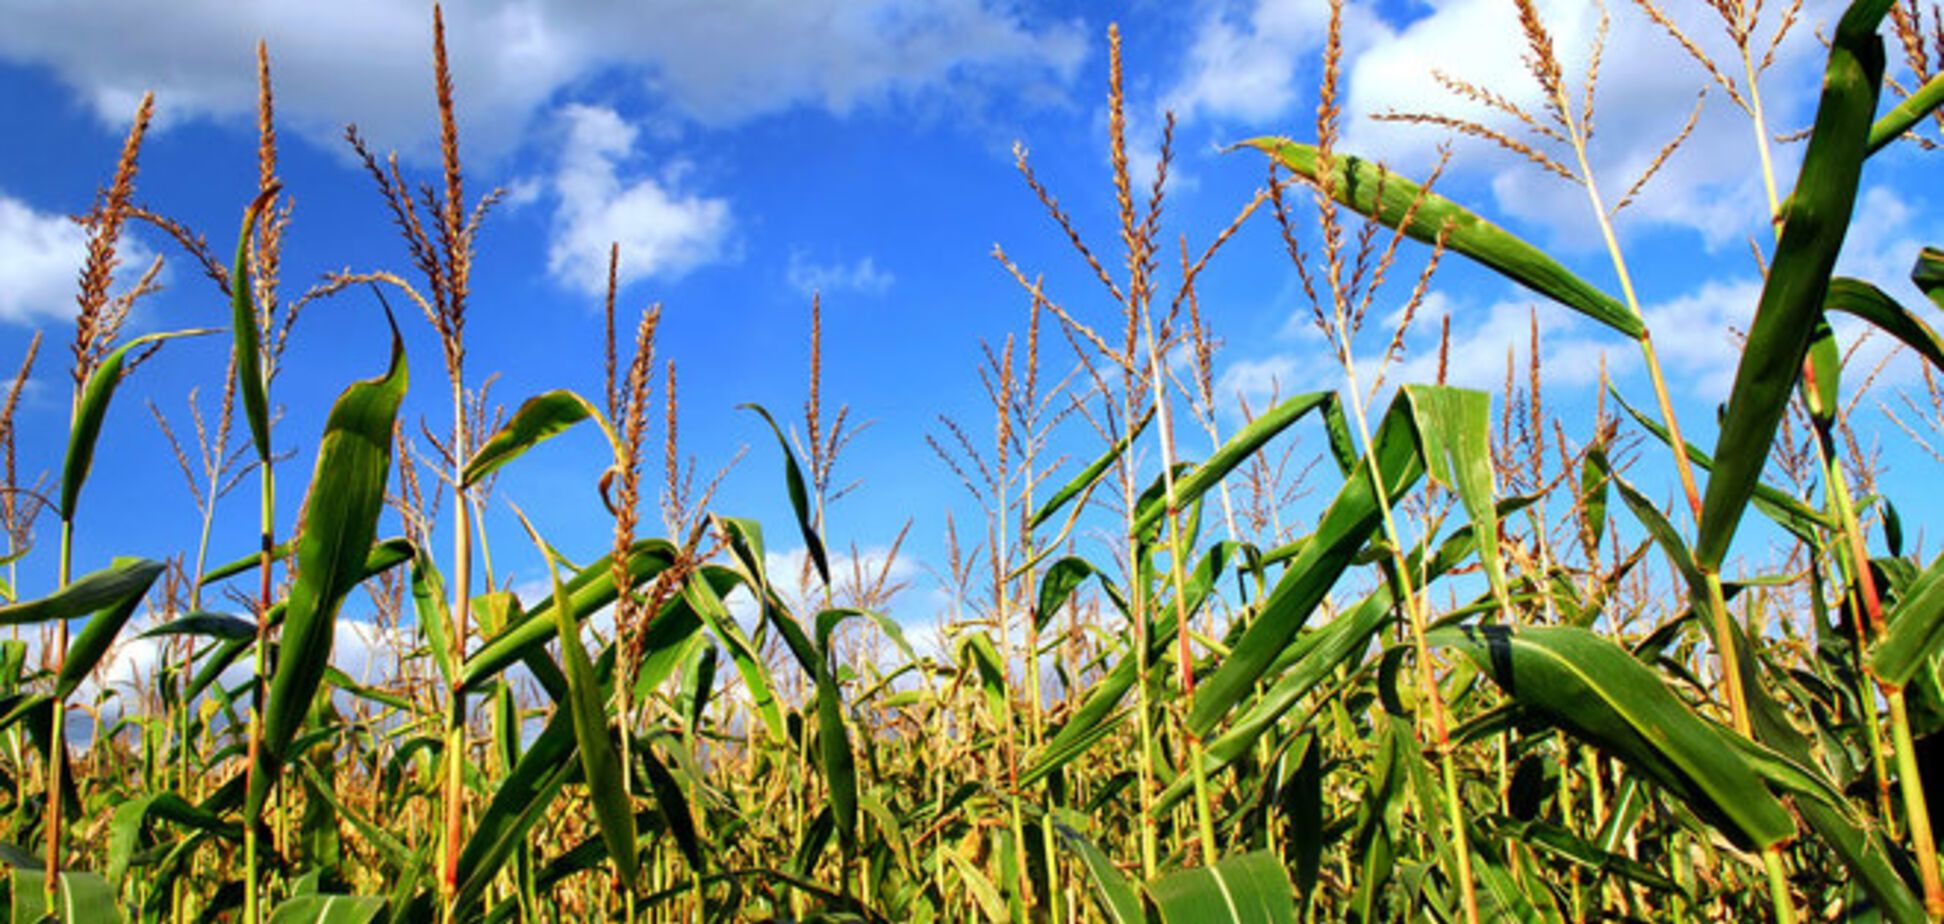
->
1824 276 1944 374
250 312 406 819
0 559 161 629
1243 139 1640 338
1031 408 1151 531
458 540 676 690
741 403 828 586
461 389 607 486
1130 392 1332 538
64 328 217 521
56 557 157 698
1436 624 1795 849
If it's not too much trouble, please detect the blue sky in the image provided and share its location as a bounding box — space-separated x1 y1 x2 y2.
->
0 0 1938 680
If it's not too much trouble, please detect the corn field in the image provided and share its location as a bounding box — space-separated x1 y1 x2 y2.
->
2 1 1944 921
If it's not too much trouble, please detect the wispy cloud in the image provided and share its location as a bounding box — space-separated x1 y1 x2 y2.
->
786 251 895 299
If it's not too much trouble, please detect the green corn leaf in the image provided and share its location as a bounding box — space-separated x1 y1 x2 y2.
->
1032 407 1151 531
0 558 160 628
1869 550 1944 687
637 736 705 872
231 186 278 462
1403 385 1508 606
458 540 676 690
1916 246 1943 309
742 403 828 586
519 508 638 891
265 894 387 924
136 612 256 642
200 537 410 589
1130 392 1331 538
1695 0 1890 570
1435 624 1795 849
56 558 157 698
1868 70 1944 153
1824 276 1944 373
11 869 121 924
681 571 785 741
453 702 578 912
1610 389 1831 539
1242 138 1641 339
1189 392 1427 735
1050 818 1144 924
250 312 406 819
410 550 456 685
461 388 609 486
106 792 238 886
1145 849 1299 924
63 328 218 521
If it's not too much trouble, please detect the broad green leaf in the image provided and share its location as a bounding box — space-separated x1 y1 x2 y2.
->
135 611 255 642
1031 408 1151 531
1870 550 1944 686
681 571 784 741
1130 391 1331 538
232 186 278 462
522 510 637 891
1916 246 1943 309
56 557 156 698
1868 70 1944 153
64 328 216 521
0 558 159 629
1402 385 1507 605
458 540 676 690
1825 276 1944 374
265 894 386 924
1050 818 1143 924
11 869 121 924
461 389 607 486
1244 139 1641 338
453 704 578 912
1436 624 1794 849
1695 0 1890 569
1145 849 1299 924
106 792 238 886
250 313 406 819
741 403 828 586
1190 392 1427 735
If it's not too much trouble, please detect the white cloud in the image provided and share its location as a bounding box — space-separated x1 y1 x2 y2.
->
787 251 895 298
547 104 734 295
1160 0 1832 247
0 1 1086 162
0 195 88 326
1345 0 1832 248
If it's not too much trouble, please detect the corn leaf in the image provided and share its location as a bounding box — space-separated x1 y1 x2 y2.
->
742 403 828 586
250 315 406 818
265 894 387 924
1189 392 1427 735
1130 392 1331 538
1145 849 1299 924
1436 624 1795 849
1825 277 1944 373
63 328 217 521
1695 0 1890 569
1243 139 1641 339
1032 408 1151 531
1869 550 1944 687
0 558 160 628
11 869 120 924
1050 818 1144 924
461 388 606 486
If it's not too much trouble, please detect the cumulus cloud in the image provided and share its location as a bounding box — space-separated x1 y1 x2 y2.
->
787 251 895 299
546 104 734 294
0 1 1086 162
1160 0 1832 247
0 195 90 326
